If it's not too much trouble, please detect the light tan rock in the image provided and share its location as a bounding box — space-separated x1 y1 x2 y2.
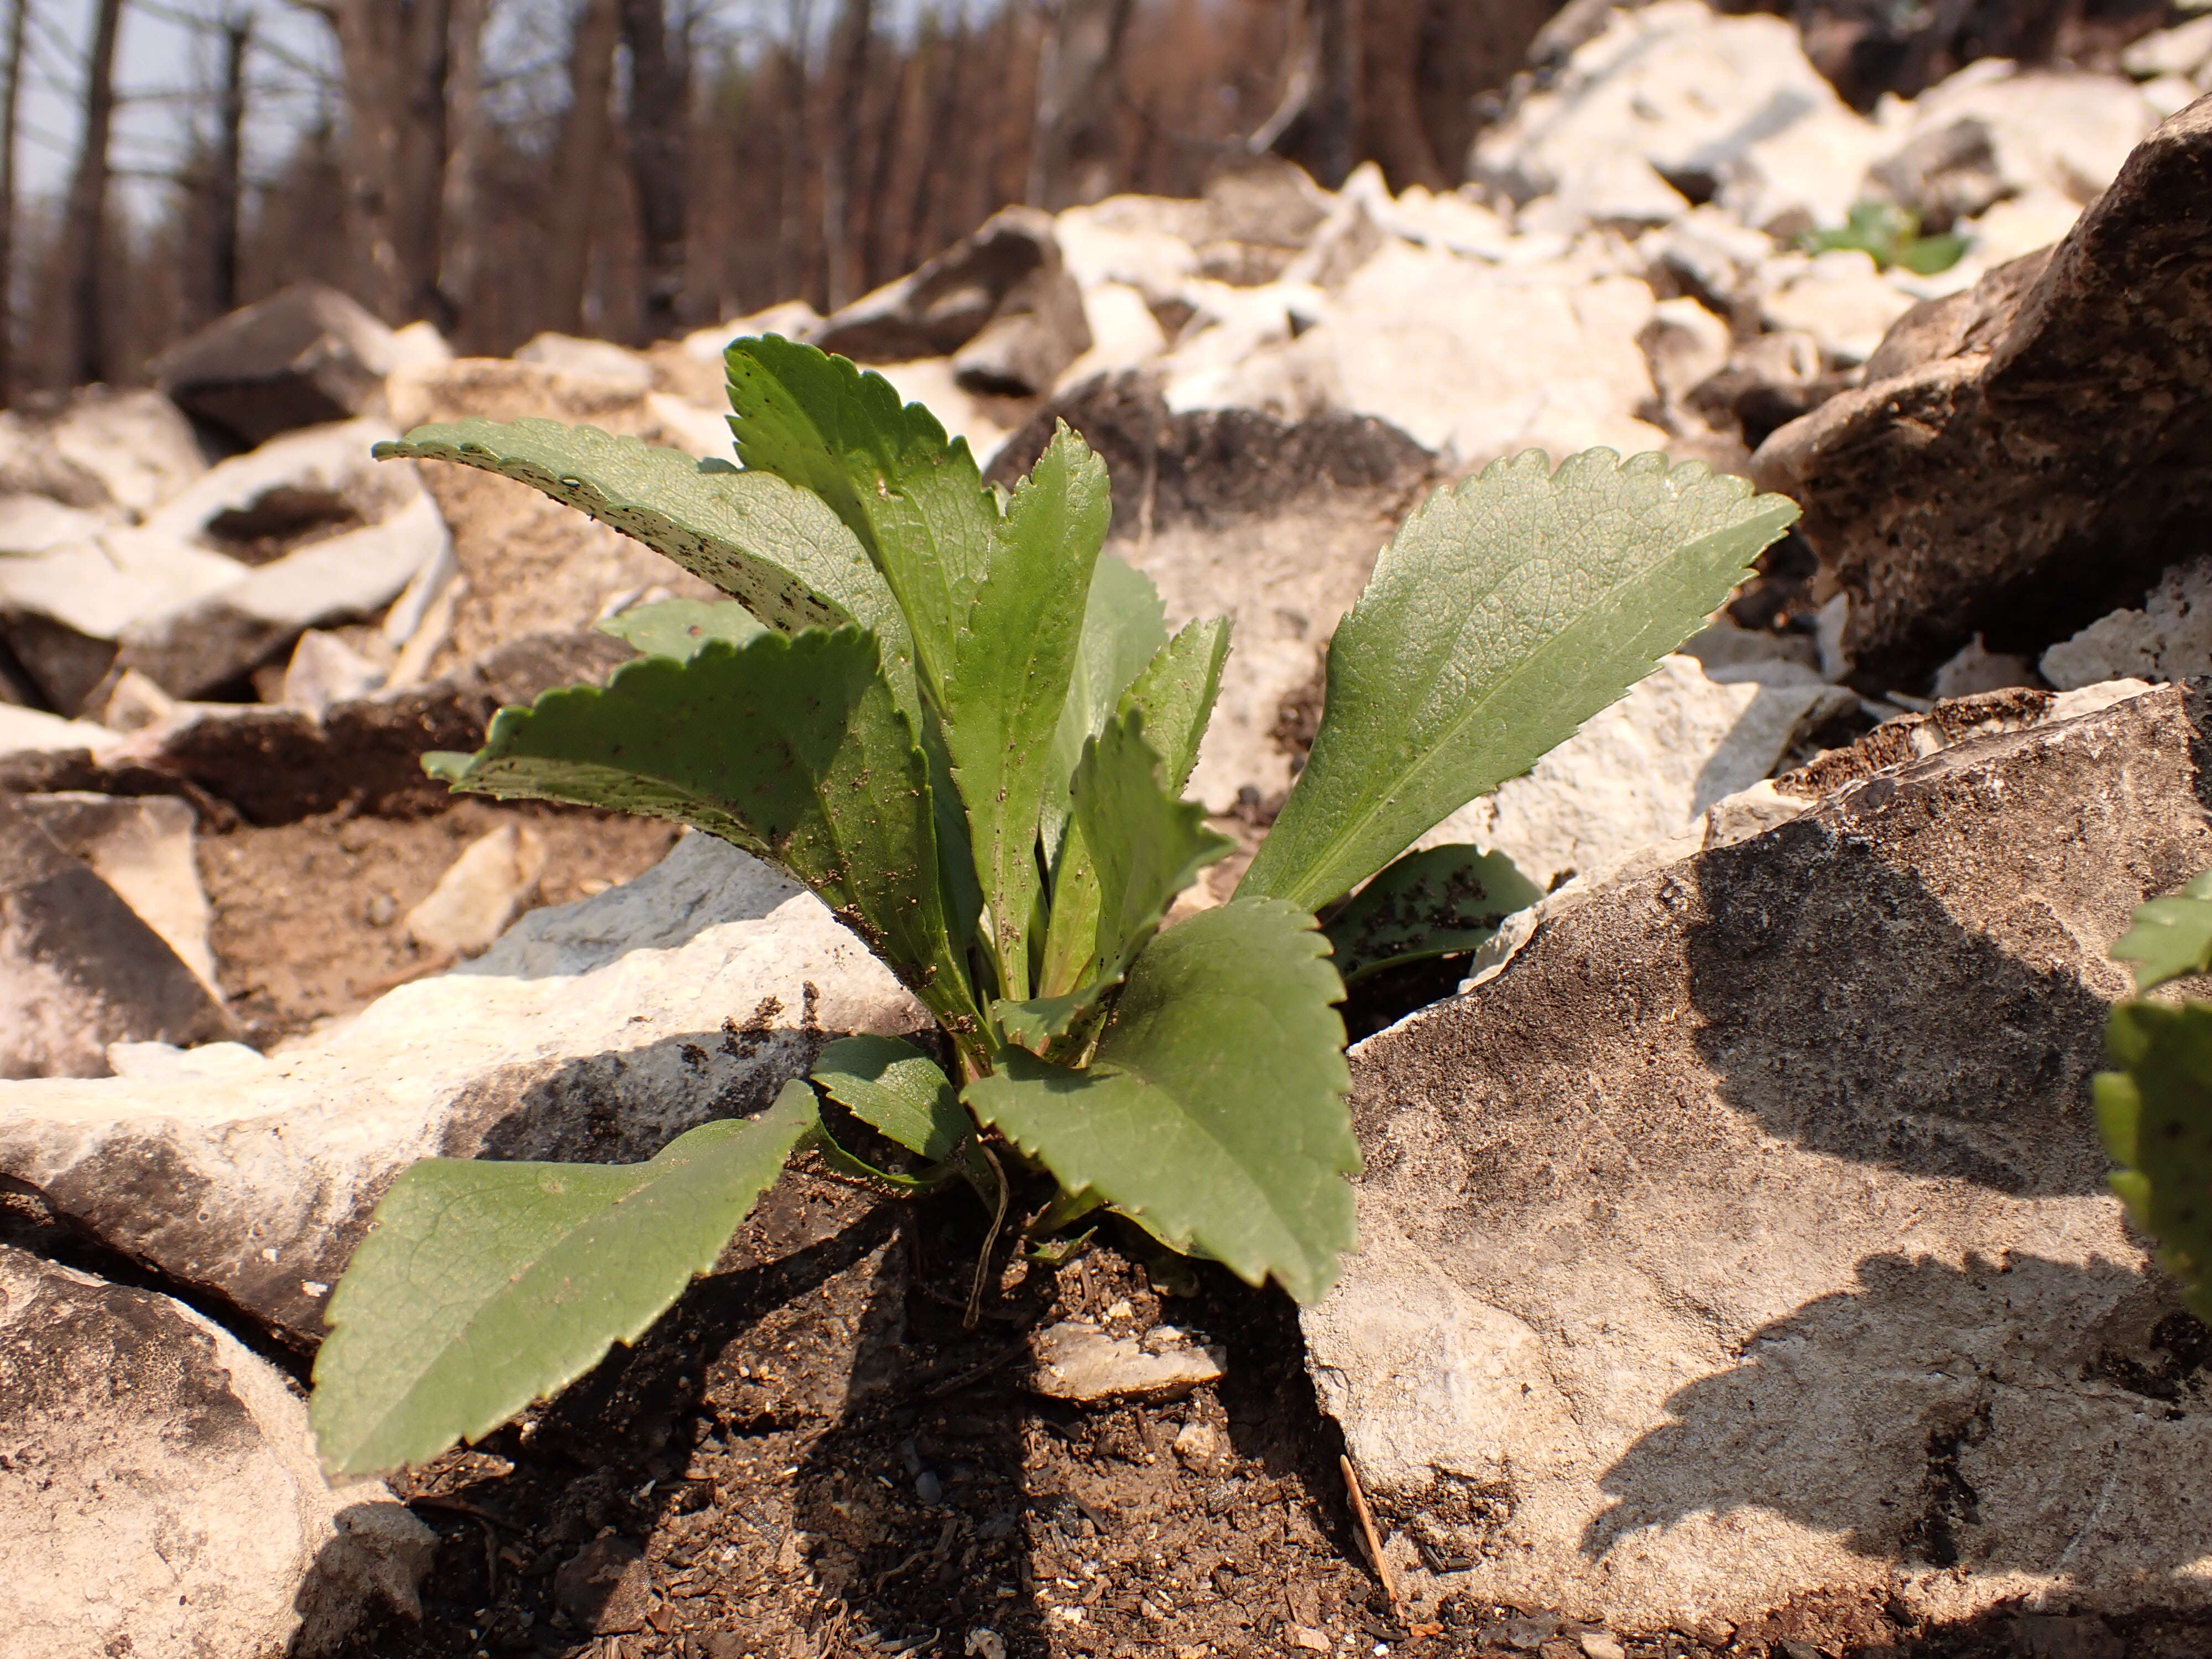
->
1310 682 2212 1632
0 833 922 1340
20 791 217 988
404 821 547 957
1420 653 1854 891
1028 1321 1226 1403
1 1244 431 1659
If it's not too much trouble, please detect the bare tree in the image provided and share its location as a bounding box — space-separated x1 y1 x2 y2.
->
818 0 872 310
1026 0 1133 210
64 0 128 385
307 0 456 324
547 0 619 335
0 0 30 399
1312 0 1363 188
208 8 252 315
439 0 487 343
622 0 688 340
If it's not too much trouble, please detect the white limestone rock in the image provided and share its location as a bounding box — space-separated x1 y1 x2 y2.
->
1757 248 1919 367
1 1244 432 1659
1473 1 1888 234
1309 682 2212 1633
2042 555 2212 691
1420 653 1854 892
19 791 218 989
0 833 924 1342
1171 241 1668 468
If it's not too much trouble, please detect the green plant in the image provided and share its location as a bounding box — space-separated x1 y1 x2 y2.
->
2098 871 2212 1318
307 335 1798 1476
1802 200 1967 277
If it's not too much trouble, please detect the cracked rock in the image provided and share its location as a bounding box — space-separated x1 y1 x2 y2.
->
1752 95 2212 687
1 1244 432 1658
0 791 233 1078
1310 681 2212 1631
0 833 922 1344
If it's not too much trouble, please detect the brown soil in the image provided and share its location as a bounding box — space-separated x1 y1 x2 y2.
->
196 800 680 1045
320 1177 2209 1659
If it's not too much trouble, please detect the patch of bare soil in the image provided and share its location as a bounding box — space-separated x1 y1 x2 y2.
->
321 1164 2212 1659
196 800 680 1045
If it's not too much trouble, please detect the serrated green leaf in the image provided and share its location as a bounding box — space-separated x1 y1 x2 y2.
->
943 425 1112 999
1323 844 1543 984
967 899 1355 1302
1239 448 1799 912
2112 870 2212 990
1041 552 1170 864
1010 710 1233 1044
1032 618 1232 1008
2099 1000 2212 1321
311 1081 818 1475
427 629 981 1037
811 1035 967 1164
598 598 770 661
723 336 998 706
375 417 919 715
1120 617 1230 797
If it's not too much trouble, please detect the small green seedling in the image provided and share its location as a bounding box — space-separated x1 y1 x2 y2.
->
1803 200 1966 276
307 335 1798 1476
2098 871 2212 1318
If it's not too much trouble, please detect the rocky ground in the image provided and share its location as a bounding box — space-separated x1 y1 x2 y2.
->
9 5 2212 1657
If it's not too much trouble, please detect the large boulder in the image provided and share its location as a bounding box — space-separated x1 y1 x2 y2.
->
1 1244 433 1658
0 833 922 1344
1306 681 2212 1636
989 375 1441 811
151 283 398 448
0 385 208 519
0 419 451 710
1163 240 1671 468
1472 0 1890 234
0 792 233 1078
1752 96 2212 688
814 206 1092 393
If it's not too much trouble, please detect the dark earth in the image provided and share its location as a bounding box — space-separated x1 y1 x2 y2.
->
318 1159 2212 1659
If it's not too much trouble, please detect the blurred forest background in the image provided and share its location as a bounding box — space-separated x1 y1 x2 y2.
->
5 0 2173 404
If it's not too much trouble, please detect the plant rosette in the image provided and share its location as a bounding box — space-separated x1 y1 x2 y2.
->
309 334 1799 1477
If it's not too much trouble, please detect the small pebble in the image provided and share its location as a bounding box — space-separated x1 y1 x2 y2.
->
1579 1634 1627 1659
915 1469 943 1505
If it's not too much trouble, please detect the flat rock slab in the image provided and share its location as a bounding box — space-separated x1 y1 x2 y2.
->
0 834 921 1344
1754 95 2212 687
1307 682 2212 1631
0 792 232 1077
0 1244 431 1658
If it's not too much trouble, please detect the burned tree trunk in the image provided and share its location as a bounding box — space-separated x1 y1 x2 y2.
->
208 11 251 316
63 0 126 385
0 0 30 399
1026 0 1134 210
622 0 690 340
547 0 620 336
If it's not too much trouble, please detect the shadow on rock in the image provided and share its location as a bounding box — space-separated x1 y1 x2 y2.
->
1582 1250 2212 1590
467 1015 833 1166
1685 821 2115 1198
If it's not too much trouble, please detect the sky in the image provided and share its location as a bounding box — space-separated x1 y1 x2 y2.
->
17 1 337 209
